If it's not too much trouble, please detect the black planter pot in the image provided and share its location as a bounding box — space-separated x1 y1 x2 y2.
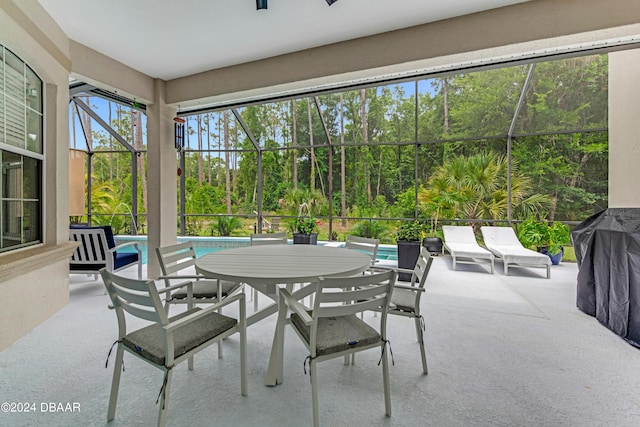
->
293 232 318 245
397 240 421 281
423 236 443 254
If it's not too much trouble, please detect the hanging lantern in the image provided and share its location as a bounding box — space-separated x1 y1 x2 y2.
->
174 117 185 151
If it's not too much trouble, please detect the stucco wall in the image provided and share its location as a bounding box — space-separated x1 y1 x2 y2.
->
609 49 640 207
0 0 74 351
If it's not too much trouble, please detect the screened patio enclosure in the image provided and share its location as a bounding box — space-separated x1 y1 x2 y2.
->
69 54 608 242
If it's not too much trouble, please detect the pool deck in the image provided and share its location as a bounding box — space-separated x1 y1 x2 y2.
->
1 255 639 426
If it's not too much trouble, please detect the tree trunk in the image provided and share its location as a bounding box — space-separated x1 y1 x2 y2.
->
443 78 450 135
340 93 346 227
108 101 113 181
134 109 147 218
361 89 371 204
292 99 298 189
307 99 315 192
232 119 238 193
224 112 232 215
80 96 93 150
217 114 222 189
206 114 211 185
197 115 204 184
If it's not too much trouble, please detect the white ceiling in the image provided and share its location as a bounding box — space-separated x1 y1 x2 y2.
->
37 0 528 81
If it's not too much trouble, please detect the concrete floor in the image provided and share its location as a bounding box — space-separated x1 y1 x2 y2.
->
1 257 639 427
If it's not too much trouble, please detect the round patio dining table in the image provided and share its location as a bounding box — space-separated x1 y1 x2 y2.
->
195 244 372 289
195 244 372 386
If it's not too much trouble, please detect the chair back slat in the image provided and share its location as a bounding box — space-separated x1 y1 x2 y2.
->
250 232 288 245
69 228 109 264
115 298 161 322
319 282 390 304
314 270 395 318
111 283 158 308
101 269 166 325
345 235 379 261
317 297 387 318
413 247 434 288
156 242 197 277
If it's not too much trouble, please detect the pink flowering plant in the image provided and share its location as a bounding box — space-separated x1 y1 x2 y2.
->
296 216 320 234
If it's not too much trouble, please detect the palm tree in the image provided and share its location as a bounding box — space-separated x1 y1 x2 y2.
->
419 151 551 229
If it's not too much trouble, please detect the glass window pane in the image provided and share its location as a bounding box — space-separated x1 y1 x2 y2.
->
22 156 40 199
26 108 42 153
2 200 22 249
4 49 24 102
0 45 42 252
25 66 42 113
2 151 21 199
22 201 41 243
0 46 4 89
0 92 4 143
5 98 25 148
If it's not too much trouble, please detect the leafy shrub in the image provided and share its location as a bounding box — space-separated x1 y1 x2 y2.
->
351 219 387 239
214 216 242 236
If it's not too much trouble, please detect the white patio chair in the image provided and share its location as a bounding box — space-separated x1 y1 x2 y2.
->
275 269 396 427
69 224 142 280
442 225 494 274
388 246 434 374
250 232 288 311
156 242 243 312
345 235 380 270
100 269 247 427
345 235 380 321
249 232 288 246
156 242 243 358
480 226 551 278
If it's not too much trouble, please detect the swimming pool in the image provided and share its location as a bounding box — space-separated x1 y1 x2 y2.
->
115 236 398 264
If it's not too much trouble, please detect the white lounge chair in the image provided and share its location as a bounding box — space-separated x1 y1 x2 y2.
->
442 226 494 274
480 226 551 278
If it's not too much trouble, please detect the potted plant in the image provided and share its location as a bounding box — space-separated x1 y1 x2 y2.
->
396 220 425 280
293 216 319 245
419 197 444 254
423 205 443 254
517 219 571 264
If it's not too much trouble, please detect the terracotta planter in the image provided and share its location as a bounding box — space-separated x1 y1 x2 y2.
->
293 233 318 245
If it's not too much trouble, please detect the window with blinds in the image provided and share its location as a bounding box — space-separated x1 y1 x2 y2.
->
0 45 43 252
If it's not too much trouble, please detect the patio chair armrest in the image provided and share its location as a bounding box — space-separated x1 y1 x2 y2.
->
108 242 142 260
393 283 425 292
156 280 193 294
205 292 246 312
157 274 206 281
279 288 313 325
163 293 246 333
108 241 141 254
368 265 394 272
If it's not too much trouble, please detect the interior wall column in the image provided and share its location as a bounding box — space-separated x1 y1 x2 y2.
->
146 79 177 277
608 49 640 207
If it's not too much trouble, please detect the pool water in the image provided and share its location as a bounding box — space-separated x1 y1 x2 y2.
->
115 236 398 264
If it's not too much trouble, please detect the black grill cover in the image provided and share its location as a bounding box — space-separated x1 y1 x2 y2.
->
572 208 640 347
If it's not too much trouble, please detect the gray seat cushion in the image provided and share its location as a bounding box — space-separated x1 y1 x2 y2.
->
171 279 240 300
122 308 237 366
291 313 380 356
390 288 417 313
